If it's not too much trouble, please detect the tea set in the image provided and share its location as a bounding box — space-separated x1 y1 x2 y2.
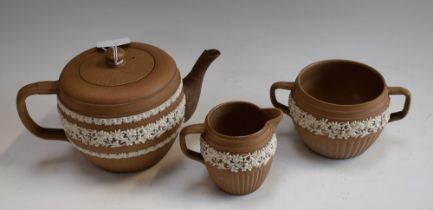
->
16 39 411 195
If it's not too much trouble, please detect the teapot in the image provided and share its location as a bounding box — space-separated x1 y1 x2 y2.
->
16 40 220 172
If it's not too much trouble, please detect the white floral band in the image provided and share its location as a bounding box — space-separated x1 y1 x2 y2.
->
288 96 390 140
58 82 183 126
61 97 185 148
69 128 180 159
200 135 277 173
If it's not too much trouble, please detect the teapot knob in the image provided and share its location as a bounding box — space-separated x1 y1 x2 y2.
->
105 46 126 67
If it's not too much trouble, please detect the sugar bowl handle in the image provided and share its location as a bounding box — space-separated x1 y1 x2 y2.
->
16 81 67 141
388 86 411 122
270 81 295 115
179 123 206 164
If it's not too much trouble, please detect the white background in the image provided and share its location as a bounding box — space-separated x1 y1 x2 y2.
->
1 0 432 209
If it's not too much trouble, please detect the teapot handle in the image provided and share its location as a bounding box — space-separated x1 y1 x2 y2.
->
179 123 205 164
16 81 68 141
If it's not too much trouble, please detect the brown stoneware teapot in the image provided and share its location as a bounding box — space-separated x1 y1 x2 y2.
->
17 41 220 172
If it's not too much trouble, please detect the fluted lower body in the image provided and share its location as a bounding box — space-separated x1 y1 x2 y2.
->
205 159 273 195
295 124 382 159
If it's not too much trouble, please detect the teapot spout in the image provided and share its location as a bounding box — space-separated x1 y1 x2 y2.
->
183 49 220 122
261 108 283 132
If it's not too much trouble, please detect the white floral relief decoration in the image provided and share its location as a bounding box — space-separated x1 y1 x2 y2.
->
69 129 180 159
58 82 183 126
288 96 390 140
61 97 185 148
200 135 277 173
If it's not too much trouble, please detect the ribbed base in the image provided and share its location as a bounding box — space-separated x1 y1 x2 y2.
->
295 124 382 159
205 159 273 195
85 139 175 173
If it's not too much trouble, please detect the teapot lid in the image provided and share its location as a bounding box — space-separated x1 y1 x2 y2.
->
58 41 181 117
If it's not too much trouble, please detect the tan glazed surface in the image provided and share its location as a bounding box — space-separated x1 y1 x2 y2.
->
270 59 411 159
16 41 220 172
180 101 282 194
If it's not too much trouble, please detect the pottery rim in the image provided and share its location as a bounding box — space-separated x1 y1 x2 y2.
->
204 101 276 147
297 59 387 107
292 59 390 118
